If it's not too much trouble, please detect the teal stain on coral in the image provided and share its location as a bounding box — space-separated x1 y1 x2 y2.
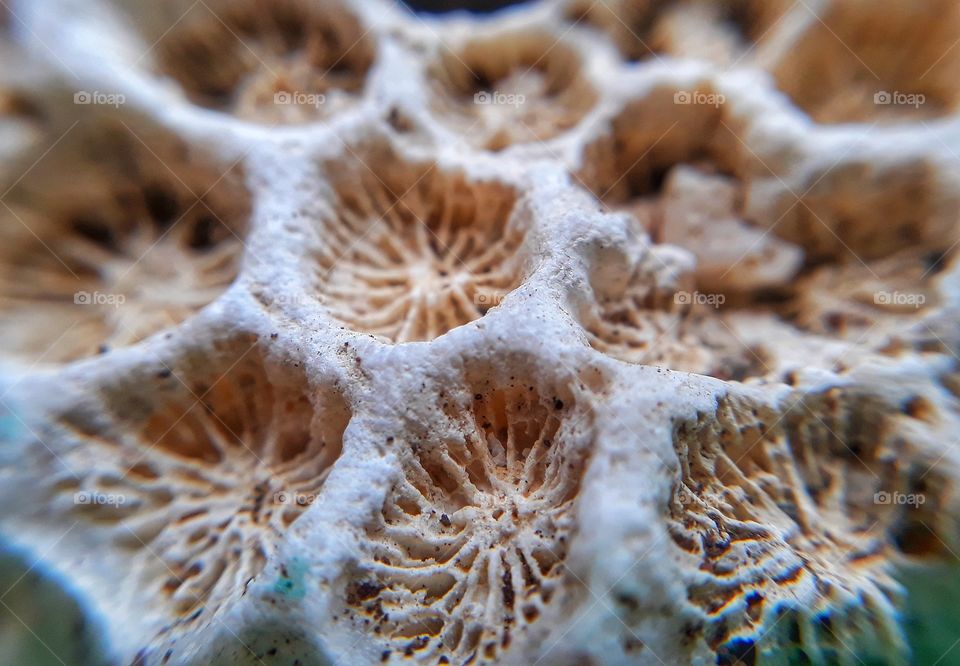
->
0 416 15 442
273 558 308 600
0 407 23 445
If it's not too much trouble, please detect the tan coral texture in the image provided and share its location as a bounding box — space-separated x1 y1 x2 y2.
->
1 1 960 665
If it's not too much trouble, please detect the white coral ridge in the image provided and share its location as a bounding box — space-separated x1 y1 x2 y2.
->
1 0 960 664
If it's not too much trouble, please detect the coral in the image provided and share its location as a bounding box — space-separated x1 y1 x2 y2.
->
0 120 249 362
0 0 958 665
347 368 593 663
309 141 527 342
151 0 374 124
76 351 345 626
771 0 960 124
429 29 597 150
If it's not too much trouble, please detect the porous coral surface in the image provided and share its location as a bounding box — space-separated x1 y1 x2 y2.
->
1 1 960 665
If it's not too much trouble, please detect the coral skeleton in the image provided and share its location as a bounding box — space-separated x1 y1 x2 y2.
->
0 0 959 664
